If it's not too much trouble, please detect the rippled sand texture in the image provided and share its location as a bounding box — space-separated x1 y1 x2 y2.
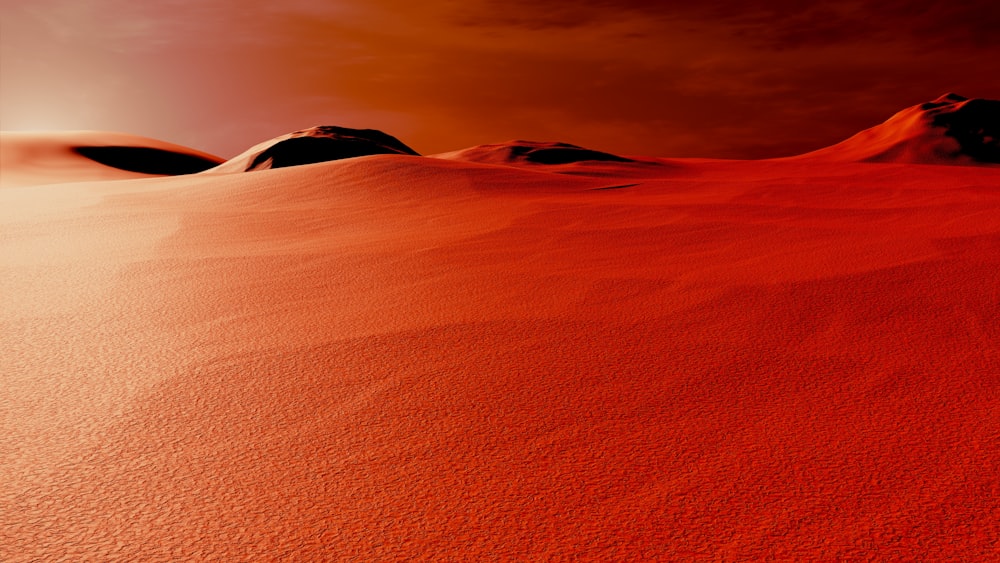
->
3 133 999 560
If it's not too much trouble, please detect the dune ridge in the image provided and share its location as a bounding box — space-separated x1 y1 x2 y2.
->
796 93 1000 165
210 125 420 173
435 140 635 165
6 93 996 190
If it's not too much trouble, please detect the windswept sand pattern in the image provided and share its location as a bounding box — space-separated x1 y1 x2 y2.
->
2 121 1000 560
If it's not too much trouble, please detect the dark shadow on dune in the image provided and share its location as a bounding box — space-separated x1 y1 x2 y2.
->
72 146 221 175
510 144 633 164
932 97 1000 163
237 126 420 171
247 135 417 171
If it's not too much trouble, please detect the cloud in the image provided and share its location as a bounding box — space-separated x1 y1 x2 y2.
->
450 0 1000 49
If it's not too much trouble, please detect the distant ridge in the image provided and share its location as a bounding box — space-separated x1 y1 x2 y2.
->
213 126 419 172
434 140 634 166
798 93 999 165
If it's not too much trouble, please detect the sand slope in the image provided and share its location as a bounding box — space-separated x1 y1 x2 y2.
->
797 93 1000 165
2 129 1000 560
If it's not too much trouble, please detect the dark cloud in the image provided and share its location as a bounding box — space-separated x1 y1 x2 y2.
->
454 0 1000 49
410 0 1000 156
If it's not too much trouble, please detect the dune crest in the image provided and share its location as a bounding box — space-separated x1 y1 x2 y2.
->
798 93 999 165
211 125 420 173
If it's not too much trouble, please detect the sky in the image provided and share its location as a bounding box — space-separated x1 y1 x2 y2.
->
2 0 999 159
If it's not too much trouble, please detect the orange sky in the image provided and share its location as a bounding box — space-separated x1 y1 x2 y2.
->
2 0 999 159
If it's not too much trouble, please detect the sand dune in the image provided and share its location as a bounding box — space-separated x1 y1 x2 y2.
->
210 125 420 173
435 140 634 165
0 131 222 188
797 93 1000 165
3 105 1000 560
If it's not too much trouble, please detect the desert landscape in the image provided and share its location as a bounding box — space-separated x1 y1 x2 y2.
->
2 92 998 560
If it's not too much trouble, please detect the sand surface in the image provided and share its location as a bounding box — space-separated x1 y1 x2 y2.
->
2 137 999 560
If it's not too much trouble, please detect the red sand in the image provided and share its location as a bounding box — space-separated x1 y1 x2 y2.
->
2 133 999 560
